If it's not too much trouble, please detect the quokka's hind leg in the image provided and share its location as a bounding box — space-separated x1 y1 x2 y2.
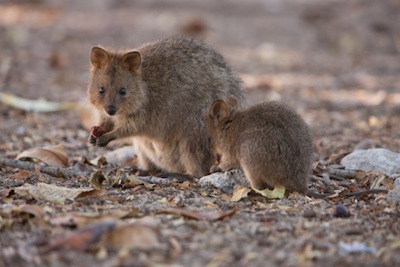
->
180 145 212 177
132 140 162 175
134 152 161 175
242 164 274 190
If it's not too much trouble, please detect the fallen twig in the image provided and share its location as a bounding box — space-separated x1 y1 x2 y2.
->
0 157 87 179
136 176 174 186
310 174 331 186
344 189 388 198
328 174 345 181
328 168 357 179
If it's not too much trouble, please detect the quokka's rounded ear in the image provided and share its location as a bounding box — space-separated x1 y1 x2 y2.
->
91 47 110 69
226 95 239 110
122 51 141 73
209 99 229 122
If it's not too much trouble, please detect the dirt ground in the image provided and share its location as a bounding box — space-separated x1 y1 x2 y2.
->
1 0 400 266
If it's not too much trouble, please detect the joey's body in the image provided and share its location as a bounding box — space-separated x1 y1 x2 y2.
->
88 36 244 177
206 98 313 193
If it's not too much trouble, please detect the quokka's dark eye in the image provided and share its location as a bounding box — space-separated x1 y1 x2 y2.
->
119 87 126 96
99 87 106 94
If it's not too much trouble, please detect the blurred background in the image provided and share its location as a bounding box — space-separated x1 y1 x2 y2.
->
0 0 400 158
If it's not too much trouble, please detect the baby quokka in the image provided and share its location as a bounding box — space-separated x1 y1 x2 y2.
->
206 96 313 194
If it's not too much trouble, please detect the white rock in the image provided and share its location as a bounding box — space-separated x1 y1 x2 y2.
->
338 241 376 255
340 148 400 175
387 185 400 203
199 169 249 194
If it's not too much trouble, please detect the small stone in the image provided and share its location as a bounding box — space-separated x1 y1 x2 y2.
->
340 148 400 175
333 205 350 218
386 185 400 203
199 169 249 194
338 241 376 255
303 207 317 218
172 196 184 207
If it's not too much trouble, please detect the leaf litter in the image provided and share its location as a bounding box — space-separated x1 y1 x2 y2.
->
0 92 78 113
1 1 400 267
14 182 96 205
16 144 69 167
157 208 237 221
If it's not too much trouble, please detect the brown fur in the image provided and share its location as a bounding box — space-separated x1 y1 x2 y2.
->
87 36 244 177
206 97 313 193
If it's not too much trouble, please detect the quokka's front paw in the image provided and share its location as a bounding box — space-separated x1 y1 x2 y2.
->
89 135 97 145
89 126 106 146
95 134 112 147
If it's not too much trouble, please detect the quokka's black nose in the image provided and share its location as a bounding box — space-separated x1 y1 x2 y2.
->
106 105 117 116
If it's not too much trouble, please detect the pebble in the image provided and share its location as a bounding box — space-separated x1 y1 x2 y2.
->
386 185 400 203
340 148 400 175
338 241 376 255
394 177 400 187
333 205 350 218
303 207 317 218
199 169 249 194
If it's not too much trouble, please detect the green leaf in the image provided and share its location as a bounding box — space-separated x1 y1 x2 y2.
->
252 185 286 199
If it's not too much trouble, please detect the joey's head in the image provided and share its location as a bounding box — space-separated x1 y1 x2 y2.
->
87 46 147 117
206 96 239 157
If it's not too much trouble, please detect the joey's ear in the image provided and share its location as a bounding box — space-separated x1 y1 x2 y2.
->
226 95 239 110
91 47 109 69
209 99 229 123
122 51 141 73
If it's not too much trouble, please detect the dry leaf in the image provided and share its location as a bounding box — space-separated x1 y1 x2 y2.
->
169 236 182 259
102 223 161 250
11 170 30 180
298 242 323 262
370 172 386 189
12 204 46 218
230 185 251 202
14 182 95 204
0 188 12 198
42 222 115 252
177 181 193 189
157 208 237 221
89 169 117 190
253 185 286 199
275 205 295 212
382 178 395 190
0 92 78 112
221 194 231 202
16 144 69 167
127 175 155 189
49 209 134 227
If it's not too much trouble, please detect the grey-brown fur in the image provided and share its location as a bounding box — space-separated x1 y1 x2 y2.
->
87 36 244 177
206 97 313 193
